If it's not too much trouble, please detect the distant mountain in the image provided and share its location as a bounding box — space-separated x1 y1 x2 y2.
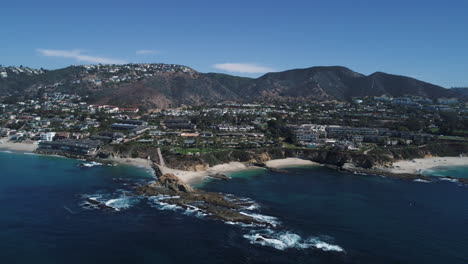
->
452 87 468 97
241 67 457 101
0 64 460 108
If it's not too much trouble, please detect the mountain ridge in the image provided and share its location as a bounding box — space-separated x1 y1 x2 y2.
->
0 64 461 108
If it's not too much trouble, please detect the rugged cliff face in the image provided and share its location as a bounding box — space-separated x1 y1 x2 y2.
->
98 142 468 171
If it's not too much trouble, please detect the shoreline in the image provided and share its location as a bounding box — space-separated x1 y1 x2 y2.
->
157 161 263 185
102 156 155 176
264 158 319 169
1 143 466 185
379 156 468 175
157 158 320 185
0 140 38 153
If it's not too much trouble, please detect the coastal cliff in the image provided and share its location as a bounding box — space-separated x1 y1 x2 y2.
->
98 142 468 172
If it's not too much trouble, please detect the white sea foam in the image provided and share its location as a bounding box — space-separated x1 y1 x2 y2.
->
239 212 280 227
243 203 260 210
439 178 459 183
413 179 431 183
148 196 209 218
224 221 261 228
183 205 208 218
148 196 184 212
104 197 141 211
243 230 344 252
79 161 102 168
81 191 141 211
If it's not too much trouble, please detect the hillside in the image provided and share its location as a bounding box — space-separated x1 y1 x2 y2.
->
0 64 460 108
452 87 468 97
242 67 457 101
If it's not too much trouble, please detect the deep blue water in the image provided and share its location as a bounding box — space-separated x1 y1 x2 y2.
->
1 151 467 264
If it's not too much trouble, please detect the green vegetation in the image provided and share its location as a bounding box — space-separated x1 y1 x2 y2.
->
172 147 224 155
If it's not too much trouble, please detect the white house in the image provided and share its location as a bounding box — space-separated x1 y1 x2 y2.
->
40 132 56 142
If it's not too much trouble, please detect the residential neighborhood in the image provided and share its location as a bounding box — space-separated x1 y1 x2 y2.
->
1 91 467 157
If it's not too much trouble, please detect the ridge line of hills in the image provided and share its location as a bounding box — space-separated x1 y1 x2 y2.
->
0 63 465 108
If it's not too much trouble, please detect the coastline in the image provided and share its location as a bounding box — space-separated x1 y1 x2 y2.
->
380 156 468 175
264 158 319 169
103 156 155 176
158 158 319 185
2 141 466 185
0 140 38 153
158 161 262 185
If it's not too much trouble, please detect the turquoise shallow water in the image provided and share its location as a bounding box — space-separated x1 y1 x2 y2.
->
1 151 468 264
423 165 468 179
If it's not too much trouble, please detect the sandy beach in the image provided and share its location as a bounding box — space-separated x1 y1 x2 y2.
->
158 162 259 184
0 140 38 153
265 158 318 169
385 156 468 174
159 159 319 185
104 156 155 175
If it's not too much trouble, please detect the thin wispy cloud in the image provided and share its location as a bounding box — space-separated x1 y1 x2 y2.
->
36 49 126 64
136 49 159 55
213 63 275 74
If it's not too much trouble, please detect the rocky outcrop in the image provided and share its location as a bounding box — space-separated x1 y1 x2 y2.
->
158 173 194 193
136 173 267 226
339 162 468 184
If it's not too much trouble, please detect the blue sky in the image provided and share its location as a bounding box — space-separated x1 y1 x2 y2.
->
1 0 467 87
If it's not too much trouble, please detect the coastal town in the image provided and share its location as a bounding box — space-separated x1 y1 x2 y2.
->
1 91 467 160
4 2 468 263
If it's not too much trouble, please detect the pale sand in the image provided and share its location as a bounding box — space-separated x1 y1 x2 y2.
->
0 140 38 153
160 159 320 185
158 166 206 184
159 162 261 185
105 156 155 176
265 158 318 169
386 156 468 174
206 162 252 173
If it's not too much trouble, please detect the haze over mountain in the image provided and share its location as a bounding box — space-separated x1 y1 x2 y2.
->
0 64 459 108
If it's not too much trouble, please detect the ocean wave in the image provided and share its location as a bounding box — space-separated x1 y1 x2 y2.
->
239 212 281 227
78 161 102 168
80 191 141 211
243 229 344 252
148 195 184 210
148 196 208 218
183 204 208 218
439 178 459 183
224 194 260 211
104 197 141 211
413 179 431 183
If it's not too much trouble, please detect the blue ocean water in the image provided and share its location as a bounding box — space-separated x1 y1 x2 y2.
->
1 151 467 264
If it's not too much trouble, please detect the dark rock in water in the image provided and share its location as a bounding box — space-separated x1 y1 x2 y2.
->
86 198 101 205
208 173 230 180
135 173 270 226
268 168 290 173
85 198 113 210
158 173 194 193
152 164 163 177
251 162 266 168
136 181 173 196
